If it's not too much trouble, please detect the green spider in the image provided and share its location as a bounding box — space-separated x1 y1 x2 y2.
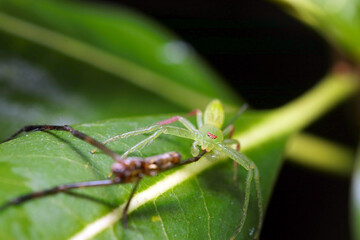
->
92 99 263 239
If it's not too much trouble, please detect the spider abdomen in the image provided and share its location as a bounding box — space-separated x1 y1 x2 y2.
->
111 152 181 182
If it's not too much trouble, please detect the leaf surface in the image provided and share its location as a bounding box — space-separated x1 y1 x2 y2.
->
274 0 360 61
0 111 287 240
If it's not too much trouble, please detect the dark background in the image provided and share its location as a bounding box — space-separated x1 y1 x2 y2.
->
88 0 356 239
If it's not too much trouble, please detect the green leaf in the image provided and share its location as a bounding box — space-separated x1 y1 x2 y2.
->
0 0 239 138
0 112 285 240
286 133 355 176
273 0 360 61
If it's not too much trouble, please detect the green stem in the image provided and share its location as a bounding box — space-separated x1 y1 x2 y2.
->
235 72 358 150
286 133 355 176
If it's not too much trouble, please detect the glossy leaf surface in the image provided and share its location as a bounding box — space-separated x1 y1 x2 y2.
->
0 111 286 240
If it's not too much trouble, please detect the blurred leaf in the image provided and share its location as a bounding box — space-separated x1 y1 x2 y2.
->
0 111 286 240
352 144 360 240
0 0 239 138
286 133 355 176
274 0 360 61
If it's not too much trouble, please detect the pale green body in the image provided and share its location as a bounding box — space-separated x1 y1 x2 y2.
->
92 99 263 240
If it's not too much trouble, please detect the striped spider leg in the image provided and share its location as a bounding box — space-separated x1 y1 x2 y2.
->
0 125 206 227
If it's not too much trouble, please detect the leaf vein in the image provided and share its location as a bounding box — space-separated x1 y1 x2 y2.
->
195 176 212 240
153 199 170 240
171 188 189 239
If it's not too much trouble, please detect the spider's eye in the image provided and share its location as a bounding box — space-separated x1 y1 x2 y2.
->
207 132 217 139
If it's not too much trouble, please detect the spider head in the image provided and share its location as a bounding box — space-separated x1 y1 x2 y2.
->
199 124 223 152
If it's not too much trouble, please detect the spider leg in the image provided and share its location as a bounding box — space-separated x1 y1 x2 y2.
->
216 144 263 240
188 109 203 128
222 124 241 186
230 168 253 240
91 118 198 154
157 115 197 131
91 125 162 154
223 103 248 131
223 138 241 186
0 179 119 212
121 129 166 158
92 124 197 156
1 125 123 162
122 178 141 228
120 126 198 158
178 150 207 166
252 164 263 240
222 124 235 137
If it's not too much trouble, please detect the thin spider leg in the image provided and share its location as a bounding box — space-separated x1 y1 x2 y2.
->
253 165 264 239
230 168 253 240
222 124 234 137
188 109 203 128
121 129 166 158
105 129 167 179
196 110 203 128
222 125 241 185
103 125 161 145
0 179 119 212
223 103 248 131
157 115 197 132
178 150 207 166
122 178 141 228
222 139 239 146
92 125 196 154
91 125 162 153
2 125 122 162
216 144 263 240
216 144 251 170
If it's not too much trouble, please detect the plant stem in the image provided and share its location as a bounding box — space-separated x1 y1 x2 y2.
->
236 72 359 151
286 133 355 176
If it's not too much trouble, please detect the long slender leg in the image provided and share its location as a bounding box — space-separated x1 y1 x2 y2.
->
216 144 263 240
157 115 197 131
179 150 207 166
1 125 123 162
230 169 253 240
222 124 234 137
223 103 248 131
252 166 263 239
188 109 203 128
121 151 206 227
224 138 241 186
91 125 162 154
0 179 120 212
92 125 196 154
122 178 141 228
222 125 241 185
121 129 166 158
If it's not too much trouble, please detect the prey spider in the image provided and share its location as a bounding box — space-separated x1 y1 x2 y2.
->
91 99 263 239
0 125 206 228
